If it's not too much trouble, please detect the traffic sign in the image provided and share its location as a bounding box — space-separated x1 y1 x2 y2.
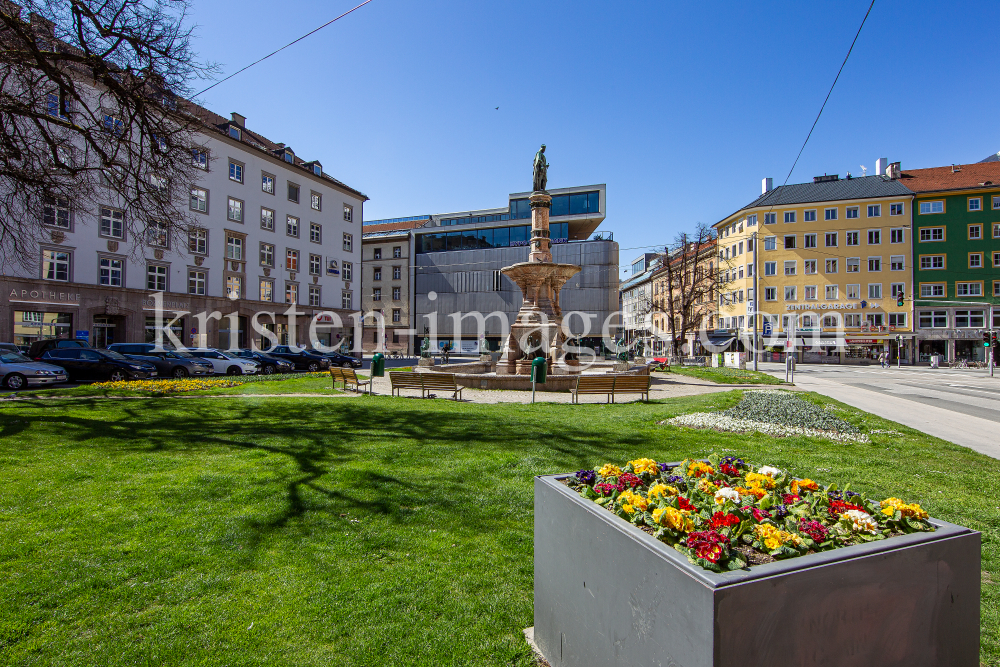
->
762 321 772 336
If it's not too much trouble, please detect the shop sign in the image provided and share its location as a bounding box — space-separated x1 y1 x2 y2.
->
786 303 879 311
142 297 189 310
846 339 879 344
7 287 82 304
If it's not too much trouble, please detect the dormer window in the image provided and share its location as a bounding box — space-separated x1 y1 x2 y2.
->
228 126 241 140
313 164 322 176
284 152 293 164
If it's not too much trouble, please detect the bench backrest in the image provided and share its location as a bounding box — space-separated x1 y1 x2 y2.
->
390 371 424 388
575 376 617 392
342 368 361 382
612 375 651 391
421 373 458 389
329 367 345 381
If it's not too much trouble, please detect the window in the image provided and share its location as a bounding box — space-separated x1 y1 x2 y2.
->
392 286 401 300
192 148 209 170
846 257 860 273
99 257 123 287
100 207 124 238
311 192 322 211
890 283 905 298
746 214 757 226
763 236 776 251
868 284 882 299
919 311 948 328
803 210 816 222
286 249 299 271
825 285 838 300
970 253 983 268
847 284 860 299
920 284 945 297
373 247 382 260
229 126 241 140
262 173 274 194
868 229 881 245
846 206 859 219
373 267 382 281
287 182 299 203
889 313 906 327
842 232 857 247
804 233 817 248
919 201 944 214
866 314 884 327
867 204 881 217
343 233 353 252
146 220 168 248
804 285 817 300
188 229 207 254
146 264 167 291
890 203 904 216
920 255 945 270
955 310 985 328
344 204 353 222
309 254 321 275
784 286 797 301
373 287 382 301
227 197 243 223
764 213 776 225
42 196 70 228
993 196 1000 210
804 259 817 275
226 276 242 300
261 207 275 231
392 309 401 323
343 262 352 281
308 285 321 307
259 279 273 302
890 255 904 271
824 208 838 221
919 227 944 241
738 241 744 254
226 235 244 261
260 243 274 267
764 261 777 276
845 314 862 327
764 287 777 301
229 161 243 183
286 215 299 238
783 260 796 275
969 224 982 240
102 114 124 135
783 235 796 249
393 246 402 259
868 257 881 272
342 291 352 309
995 282 1000 297
309 222 322 243
47 90 70 118
188 270 205 295
995 223 1000 238
824 259 838 274
392 266 401 280
285 283 298 304
956 282 983 297
822 315 839 328
994 251 1000 268
968 197 982 212
190 187 208 213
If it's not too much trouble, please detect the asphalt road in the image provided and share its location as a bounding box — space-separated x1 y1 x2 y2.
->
756 361 1000 460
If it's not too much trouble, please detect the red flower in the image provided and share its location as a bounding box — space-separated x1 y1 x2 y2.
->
618 473 642 489
751 508 771 522
781 493 801 505
827 499 864 517
684 530 729 563
594 483 619 497
709 512 740 530
677 496 696 511
799 519 830 542
719 463 741 477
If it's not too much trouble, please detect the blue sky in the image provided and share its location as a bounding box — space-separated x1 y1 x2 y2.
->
191 0 1000 274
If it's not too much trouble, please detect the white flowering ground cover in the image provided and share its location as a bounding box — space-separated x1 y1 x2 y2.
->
668 390 870 443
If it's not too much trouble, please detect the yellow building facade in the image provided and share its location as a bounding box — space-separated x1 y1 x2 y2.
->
714 175 915 363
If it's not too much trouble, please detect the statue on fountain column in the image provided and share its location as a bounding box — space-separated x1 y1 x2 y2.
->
532 144 549 192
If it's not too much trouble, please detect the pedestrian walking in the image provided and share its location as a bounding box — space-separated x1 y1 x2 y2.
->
878 351 887 369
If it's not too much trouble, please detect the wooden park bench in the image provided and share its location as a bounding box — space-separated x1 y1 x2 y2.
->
389 371 463 400
389 371 426 398
330 366 371 393
572 374 652 404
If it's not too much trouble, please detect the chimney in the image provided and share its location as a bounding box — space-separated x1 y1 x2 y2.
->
762 177 773 194
875 157 888 176
230 112 246 127
886 162 901 179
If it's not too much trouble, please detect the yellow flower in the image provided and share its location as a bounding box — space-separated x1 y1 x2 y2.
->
598 464 622 478
790 478 818 494
687 461 714 478
880 497 928 520
754 523 798 550
697 478 718 494
652 506 695 532
647 483 678 500
618 489 647 514
629 458 659 476
744 472 776 490
736 485 767 500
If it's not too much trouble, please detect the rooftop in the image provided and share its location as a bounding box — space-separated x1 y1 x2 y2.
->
897 162 1000 193
732 175 912 216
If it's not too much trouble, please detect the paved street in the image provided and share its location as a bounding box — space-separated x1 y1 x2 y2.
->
756 361 1000 460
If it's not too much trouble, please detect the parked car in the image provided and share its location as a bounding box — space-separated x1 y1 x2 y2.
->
28 338 90 361
229 349 294 375
0 343 21 354
107 343 214 377
188 349 260 375
0 350 68 389
263 345 330 371
317 350 362 369
40 348 157 382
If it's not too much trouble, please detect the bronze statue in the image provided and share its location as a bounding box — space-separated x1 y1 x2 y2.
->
532 144 549 192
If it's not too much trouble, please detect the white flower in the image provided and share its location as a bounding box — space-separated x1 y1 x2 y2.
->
843 509 878 533
714 487 741 504
757 466 781 477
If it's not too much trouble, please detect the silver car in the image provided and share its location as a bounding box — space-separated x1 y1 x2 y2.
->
1 350 68 389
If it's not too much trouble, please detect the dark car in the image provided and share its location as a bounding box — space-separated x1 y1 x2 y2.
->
317 350 362 369
107 343 214 377
0 343 20 354
264 345 330 371
40 348 157 382
28 338 90 361
230 349 294 375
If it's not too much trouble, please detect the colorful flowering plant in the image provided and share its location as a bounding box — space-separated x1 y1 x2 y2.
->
569 454 935 572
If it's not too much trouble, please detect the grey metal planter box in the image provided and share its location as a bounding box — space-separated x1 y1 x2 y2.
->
534 474 981 667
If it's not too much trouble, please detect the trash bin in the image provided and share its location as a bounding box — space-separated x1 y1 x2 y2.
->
372 352 385 377
531 356 547 384
930 355 940 369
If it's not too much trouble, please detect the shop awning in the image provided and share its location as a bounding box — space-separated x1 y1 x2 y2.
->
706 336 736 348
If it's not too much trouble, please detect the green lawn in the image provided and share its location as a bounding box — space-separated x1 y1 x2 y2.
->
0 391 997 666
666 365 788 385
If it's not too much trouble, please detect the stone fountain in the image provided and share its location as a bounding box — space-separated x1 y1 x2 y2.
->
497 145 582 376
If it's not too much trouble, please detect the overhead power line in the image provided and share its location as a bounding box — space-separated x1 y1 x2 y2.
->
193 0 374 98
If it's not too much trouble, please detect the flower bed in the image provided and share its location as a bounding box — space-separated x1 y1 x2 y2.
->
568 454 934 572
88 372 330 394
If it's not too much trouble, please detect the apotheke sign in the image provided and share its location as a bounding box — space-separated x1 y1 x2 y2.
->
7 287 82 304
